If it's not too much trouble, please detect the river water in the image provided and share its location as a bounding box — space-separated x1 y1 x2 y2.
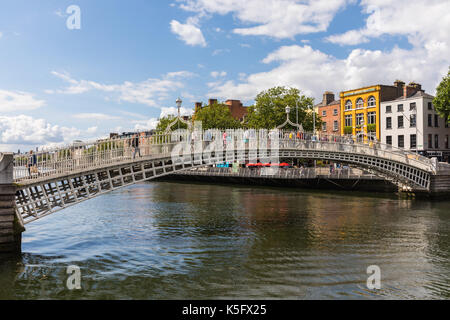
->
1 181 449 299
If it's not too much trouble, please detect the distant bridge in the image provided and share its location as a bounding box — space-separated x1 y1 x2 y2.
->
1 128 449 253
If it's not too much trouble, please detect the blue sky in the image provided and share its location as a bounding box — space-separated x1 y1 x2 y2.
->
1 0 449 151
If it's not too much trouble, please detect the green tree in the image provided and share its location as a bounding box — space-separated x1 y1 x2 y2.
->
193 102 242 129
433 68 450 124
156 115 189 132
245 86 321 130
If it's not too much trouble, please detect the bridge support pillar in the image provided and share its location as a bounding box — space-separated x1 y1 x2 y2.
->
0 153 23 255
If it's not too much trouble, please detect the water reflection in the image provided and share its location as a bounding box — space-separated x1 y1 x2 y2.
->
1 181 449 299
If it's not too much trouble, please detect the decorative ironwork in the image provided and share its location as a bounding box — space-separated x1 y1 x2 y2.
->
165 97 192 133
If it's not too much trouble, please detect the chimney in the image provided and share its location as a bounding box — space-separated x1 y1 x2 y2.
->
195 102 202 112
208 98 218 106
404 82 422 98
322 91 335 105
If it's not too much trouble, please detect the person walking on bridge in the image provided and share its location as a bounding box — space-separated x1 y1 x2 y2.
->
27 150 38 177
132 134 141 159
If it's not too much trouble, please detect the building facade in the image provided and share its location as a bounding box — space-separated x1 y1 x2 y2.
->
195 98 249 122
340 81 405 141
380 85 450 161
315 91 340 135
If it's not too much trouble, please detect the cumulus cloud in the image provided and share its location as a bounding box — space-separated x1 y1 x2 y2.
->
159 106 194 118
208 44 449 102
326 0 450 46
72 113 121 120
0 115 96 149
48 71 194 107
170 19 207 47
203 0 450 103
0 90 45 112
210 71 227 78
133 118 159 131
176 0 350 39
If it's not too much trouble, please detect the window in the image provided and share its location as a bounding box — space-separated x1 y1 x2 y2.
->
356 98 364 109
445 135 449 149
368 96 376 107
435 114 439 127
397 104 404 112
345 114 352 127
345 100 352 110
322 110 326 117
333 109 338 116
435 135 439 149
368 112 376 124
333 120 338 131
386 136 392 145
398 135 404 148
410 102 416 111
398 115 404 128
322 122 327 131
410 114 416 128
410 134 417 149
428 134 433 148
428 114 432 127
386 117 392 129
386 105 392 113
428 102 433 110
356 113 364 126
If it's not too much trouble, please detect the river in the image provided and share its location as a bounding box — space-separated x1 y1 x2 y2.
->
1 181 449 299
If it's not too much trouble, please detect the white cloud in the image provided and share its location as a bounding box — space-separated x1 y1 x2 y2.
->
208 44 449 102
0 90 45 112
170 19 207 47
326 0 450 46
72 113 121 121
212 48 230 56
210 71 227 78
49 71 193 107
205 0 450 103
0 115 88 148
159 107 194 118
176 0 350 39
133 118 159 131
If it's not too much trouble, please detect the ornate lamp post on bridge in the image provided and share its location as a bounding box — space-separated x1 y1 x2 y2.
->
165 97 192 134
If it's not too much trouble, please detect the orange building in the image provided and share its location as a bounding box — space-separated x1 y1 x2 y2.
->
315 92 341 135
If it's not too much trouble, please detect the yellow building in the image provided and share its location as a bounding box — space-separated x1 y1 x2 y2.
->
340 81 405 141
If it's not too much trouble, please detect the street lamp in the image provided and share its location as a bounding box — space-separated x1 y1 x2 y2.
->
285 106 291 115
176 97 182 131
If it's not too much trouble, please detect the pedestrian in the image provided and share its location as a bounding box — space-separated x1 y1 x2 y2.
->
28 150 38 177
132 134 141 159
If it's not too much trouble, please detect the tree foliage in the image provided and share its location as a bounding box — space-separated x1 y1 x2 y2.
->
156 115 189 132
245 86 320 130
433 68 450 124
193 103 242 129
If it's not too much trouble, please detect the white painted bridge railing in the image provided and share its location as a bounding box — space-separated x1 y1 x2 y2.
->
13 129 435 185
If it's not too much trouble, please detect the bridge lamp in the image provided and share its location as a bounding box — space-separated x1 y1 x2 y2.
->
285 106 291 114
176 98 182 130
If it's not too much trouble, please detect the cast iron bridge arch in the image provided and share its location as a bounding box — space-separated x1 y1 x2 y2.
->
12 129 436 227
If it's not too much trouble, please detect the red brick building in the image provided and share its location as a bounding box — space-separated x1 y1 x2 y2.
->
315 91 341 135
194 98 248 122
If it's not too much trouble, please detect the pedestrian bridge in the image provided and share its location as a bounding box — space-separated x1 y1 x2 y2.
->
4 129 442 228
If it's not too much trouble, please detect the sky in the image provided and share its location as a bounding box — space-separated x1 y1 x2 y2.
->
1 0 449 152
